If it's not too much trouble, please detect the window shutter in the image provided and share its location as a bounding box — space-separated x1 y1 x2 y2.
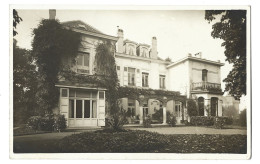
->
123 67 128 86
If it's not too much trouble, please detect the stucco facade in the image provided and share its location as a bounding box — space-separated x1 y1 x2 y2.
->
55 17 225 127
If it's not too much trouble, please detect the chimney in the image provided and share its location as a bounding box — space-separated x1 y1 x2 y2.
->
117 29 124 53
49 9 56 20
151 36 157 59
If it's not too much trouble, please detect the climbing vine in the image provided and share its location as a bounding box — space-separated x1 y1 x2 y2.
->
31 19 81 113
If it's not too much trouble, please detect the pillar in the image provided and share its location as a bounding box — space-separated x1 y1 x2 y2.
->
139 100 143 125
163 106 167 124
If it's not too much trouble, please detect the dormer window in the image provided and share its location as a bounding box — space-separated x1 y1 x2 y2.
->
76 52 90 74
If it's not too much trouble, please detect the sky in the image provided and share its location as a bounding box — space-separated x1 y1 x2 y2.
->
14 9 246 110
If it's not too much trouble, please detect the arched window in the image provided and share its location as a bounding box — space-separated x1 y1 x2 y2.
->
198 97 205 116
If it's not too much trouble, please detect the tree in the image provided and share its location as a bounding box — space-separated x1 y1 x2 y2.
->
95 41 126 130
13 9 22 36
187 99 198 117
205 10 246 100
13 40 38 125
31 19 81 113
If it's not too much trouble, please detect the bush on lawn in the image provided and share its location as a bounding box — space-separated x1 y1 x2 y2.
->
190 116 214 126
143 114 152 128
27 114 66 132
214 117 226 129
54 114 67 132
166 112 177 127
187 99 198 116
27 116 42 132
59 130 169 152
106 108 127 131
152 108 163 123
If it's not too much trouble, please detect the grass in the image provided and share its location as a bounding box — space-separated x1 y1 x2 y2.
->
14 129 247 153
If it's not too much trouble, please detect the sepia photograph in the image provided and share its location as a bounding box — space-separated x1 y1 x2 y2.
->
10 5 251 159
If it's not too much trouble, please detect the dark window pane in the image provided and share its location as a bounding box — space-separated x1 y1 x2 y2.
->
77 55 83 66
76 100 82 118
99 91 104 99
84 100 90 118
69 100 74 118
61 89 68 97
84 53 89 67
92 101 97 118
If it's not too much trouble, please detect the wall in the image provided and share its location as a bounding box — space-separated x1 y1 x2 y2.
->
190 60 221 84
168 60 189 96
115 56 168 90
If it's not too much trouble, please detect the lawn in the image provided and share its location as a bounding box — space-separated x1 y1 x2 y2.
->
14 129 247 153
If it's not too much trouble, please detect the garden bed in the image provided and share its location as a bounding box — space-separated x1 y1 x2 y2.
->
58 129 247 153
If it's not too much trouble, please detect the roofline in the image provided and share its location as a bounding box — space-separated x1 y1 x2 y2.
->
167 56 225 69
115 52 170 65
65 27 118 41
55 84 107 90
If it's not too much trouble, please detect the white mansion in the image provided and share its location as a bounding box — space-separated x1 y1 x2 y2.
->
53 11 225 127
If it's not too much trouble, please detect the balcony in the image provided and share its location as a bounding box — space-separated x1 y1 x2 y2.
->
191 82 222 93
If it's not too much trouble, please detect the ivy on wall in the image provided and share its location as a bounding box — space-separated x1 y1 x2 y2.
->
31 19 81 113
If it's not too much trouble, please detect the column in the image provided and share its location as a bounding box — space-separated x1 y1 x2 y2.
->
139 100 143 125
163 106 167 124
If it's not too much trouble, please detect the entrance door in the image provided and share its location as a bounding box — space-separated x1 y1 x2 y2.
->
175 101 182 124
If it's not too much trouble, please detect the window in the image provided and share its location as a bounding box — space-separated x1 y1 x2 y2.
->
128 68 135 86
61 89 68 97
69 100 74 118
99 91 105 99
84 100 90 118
175 101 182 117
76 52 90 74
202 69 208 82
142 73 149 87
159 75 166 89
76 100 83 118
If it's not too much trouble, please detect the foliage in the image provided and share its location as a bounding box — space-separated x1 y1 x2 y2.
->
143 115 152 128
239 108 247 126
26 116 42 132
59 130 169 152
166 112 177 127
190 116 214 126
205 10 246 100
56 130 247 153
214 117 226 129
26 114 66 132
106 108 127 131
13 40 38 125
31 19 81 113
187 99 198 117
53 114 67 132
13 9 22 36
152 108 163 123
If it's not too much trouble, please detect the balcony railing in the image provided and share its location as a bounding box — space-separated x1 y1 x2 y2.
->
191 82 222 92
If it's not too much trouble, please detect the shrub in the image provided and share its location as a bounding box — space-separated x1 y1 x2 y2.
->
27 116 42 132
106 108 127 131
214 117 226 129
39 113 55 131
166 112 177 127
59 130 169 152
143 114 152 128
187 99 198 116
190 116 214 126
54 114 67 132
152 108 163 123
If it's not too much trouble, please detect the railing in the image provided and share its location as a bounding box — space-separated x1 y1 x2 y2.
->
191 82 222 92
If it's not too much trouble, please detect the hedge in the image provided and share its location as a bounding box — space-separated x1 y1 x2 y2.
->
190 116 233 128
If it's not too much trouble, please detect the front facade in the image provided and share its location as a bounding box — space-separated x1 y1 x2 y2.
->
54 15 225 127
